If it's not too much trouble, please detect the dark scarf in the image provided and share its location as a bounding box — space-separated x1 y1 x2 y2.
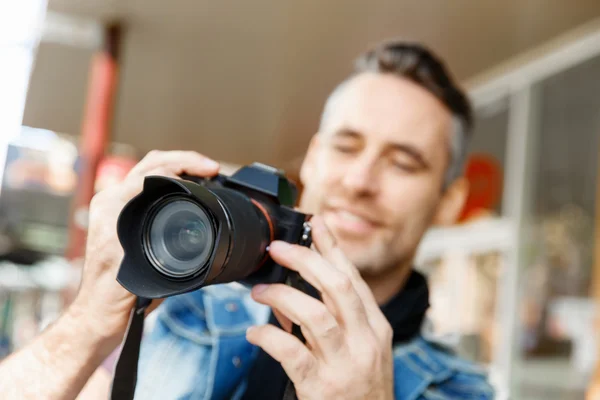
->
241 270 430 400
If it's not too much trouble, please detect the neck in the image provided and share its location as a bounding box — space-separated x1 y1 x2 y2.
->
362 261 413 305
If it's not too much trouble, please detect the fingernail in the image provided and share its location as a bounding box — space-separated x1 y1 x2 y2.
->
252 284 269 294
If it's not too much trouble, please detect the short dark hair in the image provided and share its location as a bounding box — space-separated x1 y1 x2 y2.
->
320 40 473 185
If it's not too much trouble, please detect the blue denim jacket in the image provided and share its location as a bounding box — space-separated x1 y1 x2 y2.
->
134 283 495 399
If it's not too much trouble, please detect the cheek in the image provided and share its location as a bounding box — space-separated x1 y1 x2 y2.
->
314 153 346 187
382 176 440 228
300 158 342 209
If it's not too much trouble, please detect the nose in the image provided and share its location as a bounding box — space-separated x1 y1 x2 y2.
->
341 155 380 196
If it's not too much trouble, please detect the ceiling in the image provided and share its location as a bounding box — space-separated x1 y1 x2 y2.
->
22 0 600 170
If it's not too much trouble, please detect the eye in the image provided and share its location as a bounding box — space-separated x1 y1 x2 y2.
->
330 138 361 154
332 143 357 153
391 158 419 172
392 163 418 172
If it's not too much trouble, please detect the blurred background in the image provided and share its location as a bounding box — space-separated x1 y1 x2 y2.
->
2 1 600 399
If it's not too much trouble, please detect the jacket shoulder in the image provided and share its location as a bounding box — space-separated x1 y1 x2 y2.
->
393 337 495 400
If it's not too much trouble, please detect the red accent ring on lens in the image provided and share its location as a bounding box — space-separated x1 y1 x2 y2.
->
250 199 274 270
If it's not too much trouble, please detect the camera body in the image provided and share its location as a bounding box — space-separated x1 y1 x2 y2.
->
116 162 312 299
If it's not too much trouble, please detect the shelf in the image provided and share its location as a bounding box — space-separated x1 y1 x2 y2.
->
416 217 515 263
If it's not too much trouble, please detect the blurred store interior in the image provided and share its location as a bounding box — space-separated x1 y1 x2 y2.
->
3 1 600 399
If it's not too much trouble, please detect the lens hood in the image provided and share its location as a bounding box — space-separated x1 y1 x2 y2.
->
116 175 233 298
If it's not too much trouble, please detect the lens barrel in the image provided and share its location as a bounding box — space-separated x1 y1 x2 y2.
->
117 176 273 298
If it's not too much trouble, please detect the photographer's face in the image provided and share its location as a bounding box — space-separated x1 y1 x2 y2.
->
299 72 466 276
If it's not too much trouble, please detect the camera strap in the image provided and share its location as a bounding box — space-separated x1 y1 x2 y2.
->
110 283 314 400
110 296 151 400
110 221 314 400
110 290 304 400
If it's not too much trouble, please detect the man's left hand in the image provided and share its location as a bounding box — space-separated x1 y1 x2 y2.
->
246 216 395 400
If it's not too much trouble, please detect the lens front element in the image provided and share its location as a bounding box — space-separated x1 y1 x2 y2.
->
147 199 215 278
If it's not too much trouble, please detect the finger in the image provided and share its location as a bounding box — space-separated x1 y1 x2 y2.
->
251 284 345 359
116 166 176 200
119 162 210 200
311 217 389 337
269 241 369 336
129 150 219 180
246 324 316 385
272 308 293 333
311 216 365 293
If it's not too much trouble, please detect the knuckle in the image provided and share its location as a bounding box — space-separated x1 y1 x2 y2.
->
360 354 378 372
284 341 302 358
331 274 354 295
382 323 393 342
319 319 340 340
308 306 333 327
355 343 380 370
289 349 312 381
146 149 162 159
90 191 103 207
322 374 350 397
376 320 393 343
361 332 380 351
308 308 341 341
90 189 109 209
346 265 362 281
364 334 379 351
147 167 169 178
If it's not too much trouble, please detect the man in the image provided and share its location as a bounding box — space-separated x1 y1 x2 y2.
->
0 40 494 399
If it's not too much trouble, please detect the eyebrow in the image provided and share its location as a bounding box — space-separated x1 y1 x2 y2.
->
332 128 430 169
331 128 361 140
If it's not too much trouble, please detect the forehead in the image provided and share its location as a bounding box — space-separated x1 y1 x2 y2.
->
322 72 453 150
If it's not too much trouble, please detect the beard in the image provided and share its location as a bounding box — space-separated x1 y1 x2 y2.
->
299 188 433 279
335 234 410 277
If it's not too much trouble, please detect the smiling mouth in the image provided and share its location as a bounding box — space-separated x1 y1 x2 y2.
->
325 209 380 236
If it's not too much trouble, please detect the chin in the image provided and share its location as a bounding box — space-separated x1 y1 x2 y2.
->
337 239 405 276
338 244 386 273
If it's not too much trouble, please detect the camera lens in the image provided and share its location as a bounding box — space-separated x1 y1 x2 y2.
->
146 199 215 278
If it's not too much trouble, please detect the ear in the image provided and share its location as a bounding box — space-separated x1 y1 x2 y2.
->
299 134 321 186
432 177 469 226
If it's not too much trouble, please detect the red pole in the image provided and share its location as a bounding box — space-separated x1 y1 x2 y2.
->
65 23 122 261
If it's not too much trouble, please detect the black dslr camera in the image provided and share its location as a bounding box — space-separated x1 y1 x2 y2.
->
116 162 312 299
111 163 312 400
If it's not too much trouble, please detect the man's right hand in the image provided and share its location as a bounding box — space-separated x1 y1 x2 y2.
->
68 150 220 353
